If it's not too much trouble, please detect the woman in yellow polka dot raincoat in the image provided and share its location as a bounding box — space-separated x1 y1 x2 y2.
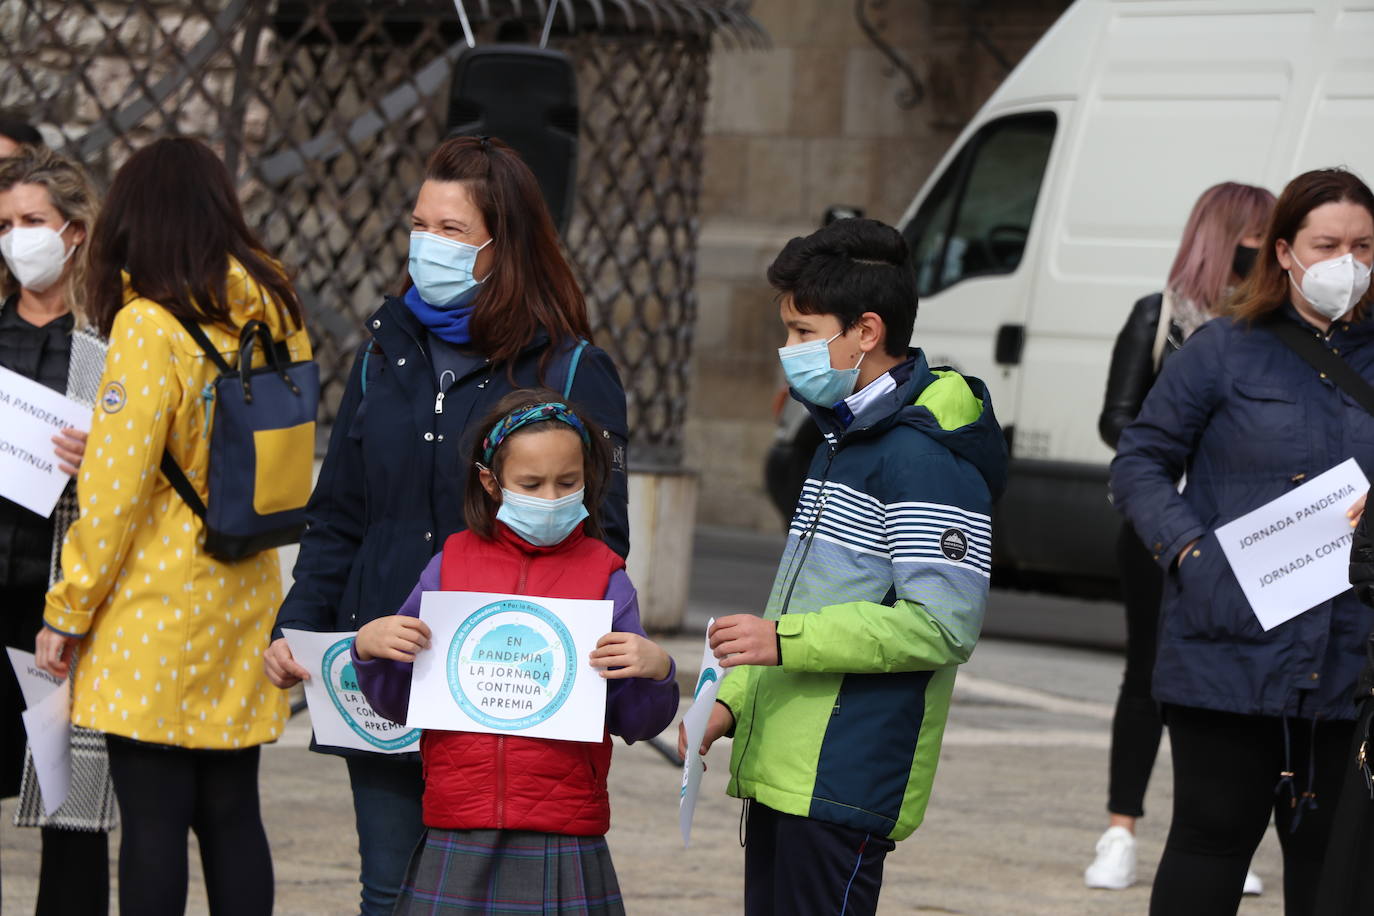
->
36 138 310 915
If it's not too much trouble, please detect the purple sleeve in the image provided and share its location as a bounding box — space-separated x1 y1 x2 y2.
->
351 553 442 725
604 570 680 743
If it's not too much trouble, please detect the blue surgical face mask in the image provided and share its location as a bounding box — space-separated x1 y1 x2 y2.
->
778 331 865 407
496 487 589 547
408 231 493 307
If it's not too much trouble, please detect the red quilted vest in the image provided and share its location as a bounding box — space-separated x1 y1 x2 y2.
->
421 523 624 835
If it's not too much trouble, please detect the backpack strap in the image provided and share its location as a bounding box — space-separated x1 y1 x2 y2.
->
550 338 589 400
160 451 207 520
1269 319 1374 416
159 317 224 520
174 316 234 375
1151 290 1174 373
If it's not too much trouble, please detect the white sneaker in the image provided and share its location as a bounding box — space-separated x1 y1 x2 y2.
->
1084 826 1137 890
1243 869 1263 896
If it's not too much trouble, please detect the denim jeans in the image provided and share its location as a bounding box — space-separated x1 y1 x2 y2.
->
345 755 425 916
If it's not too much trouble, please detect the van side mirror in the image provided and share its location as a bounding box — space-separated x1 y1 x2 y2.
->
821 205 865 226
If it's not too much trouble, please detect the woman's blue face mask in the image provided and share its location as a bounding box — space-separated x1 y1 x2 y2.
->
408 231 492 307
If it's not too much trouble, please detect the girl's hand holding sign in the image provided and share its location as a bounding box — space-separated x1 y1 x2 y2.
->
588 632 671 680
355 615 432 662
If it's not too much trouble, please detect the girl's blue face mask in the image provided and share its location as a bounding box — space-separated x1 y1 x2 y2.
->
497 488 589 547
778 331 865 407
408 231 493 307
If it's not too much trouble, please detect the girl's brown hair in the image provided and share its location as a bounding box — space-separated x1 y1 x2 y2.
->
0 144 100 321
86 137 303 336
414 137 592 373
463 388 612 542
1231 168 1374 323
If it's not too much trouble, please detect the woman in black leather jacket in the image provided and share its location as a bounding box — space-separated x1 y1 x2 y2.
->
1084 181 1274 892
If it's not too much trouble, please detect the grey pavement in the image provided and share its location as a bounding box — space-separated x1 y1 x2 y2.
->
3 527 1289 913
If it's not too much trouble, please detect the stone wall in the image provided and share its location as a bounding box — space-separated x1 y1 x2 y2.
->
687 0 1067 531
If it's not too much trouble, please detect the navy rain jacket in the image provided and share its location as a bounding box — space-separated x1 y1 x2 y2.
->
1111 305 1374 720
274 295 629 652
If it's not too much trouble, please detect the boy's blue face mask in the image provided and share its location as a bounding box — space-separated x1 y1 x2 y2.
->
408 231 492 307
778 331 866 407
497 488 589 547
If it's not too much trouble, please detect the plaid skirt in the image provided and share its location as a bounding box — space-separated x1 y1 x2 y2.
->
393 828 626 915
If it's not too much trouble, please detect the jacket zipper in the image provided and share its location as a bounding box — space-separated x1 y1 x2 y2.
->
733 443 839 781
778 444 838 616
494 553 532 829
495 735 506 828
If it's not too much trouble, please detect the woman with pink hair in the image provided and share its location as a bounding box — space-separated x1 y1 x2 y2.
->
1086 181 1275 892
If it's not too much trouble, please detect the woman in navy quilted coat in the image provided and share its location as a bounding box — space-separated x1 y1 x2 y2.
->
1111 168 1374 916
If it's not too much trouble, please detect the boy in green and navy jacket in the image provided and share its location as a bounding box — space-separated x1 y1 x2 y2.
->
683 219 1007 915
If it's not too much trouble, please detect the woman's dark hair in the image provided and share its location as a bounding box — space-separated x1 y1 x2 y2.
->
464 388 611 542
766 218 917 357
0 116 43 148
415 136 592 371
86 137 303 336
1232 167 1374 323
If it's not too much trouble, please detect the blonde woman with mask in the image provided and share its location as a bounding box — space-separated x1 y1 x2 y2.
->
0 145 114 916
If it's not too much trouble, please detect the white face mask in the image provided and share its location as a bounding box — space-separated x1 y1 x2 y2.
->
0 221 73 293
1288 251 1373 321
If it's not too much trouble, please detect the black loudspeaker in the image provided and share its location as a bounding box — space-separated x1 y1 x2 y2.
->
446 45 579 235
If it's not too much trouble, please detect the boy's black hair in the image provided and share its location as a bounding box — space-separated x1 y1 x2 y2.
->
766 217 917 358
0 116 43 148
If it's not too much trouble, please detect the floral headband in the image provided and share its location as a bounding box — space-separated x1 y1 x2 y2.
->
481 402 590 467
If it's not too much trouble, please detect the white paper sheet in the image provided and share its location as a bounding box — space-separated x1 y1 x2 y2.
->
7 648 69 815
680 618 730 848
1215 457 1370 630
282 629 422 754
6 649 72 818
408 591 611 743
0 365 93 518
6 647 63 709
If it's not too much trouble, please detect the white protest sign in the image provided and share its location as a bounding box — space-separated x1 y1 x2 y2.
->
1215 457 1369 631
680 617 730 848
7 649 71 815
0 365 92 518
409 591 611 743
282 629 421 754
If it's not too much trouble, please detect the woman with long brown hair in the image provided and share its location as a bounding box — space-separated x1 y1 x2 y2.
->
1112 168 1374 916
36 137 312 915
265 136 630 916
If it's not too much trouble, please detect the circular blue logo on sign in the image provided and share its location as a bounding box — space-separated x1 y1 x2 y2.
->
322 637 421 751
445 599 576 731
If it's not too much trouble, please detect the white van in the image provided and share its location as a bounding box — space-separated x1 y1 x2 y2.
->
765 0 1374 583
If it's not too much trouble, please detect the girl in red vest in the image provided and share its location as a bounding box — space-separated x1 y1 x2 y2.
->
351 389 678 915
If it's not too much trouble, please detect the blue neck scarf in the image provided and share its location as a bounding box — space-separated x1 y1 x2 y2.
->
403 285 479 346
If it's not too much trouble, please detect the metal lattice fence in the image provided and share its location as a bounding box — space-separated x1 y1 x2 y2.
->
0 0 762 467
